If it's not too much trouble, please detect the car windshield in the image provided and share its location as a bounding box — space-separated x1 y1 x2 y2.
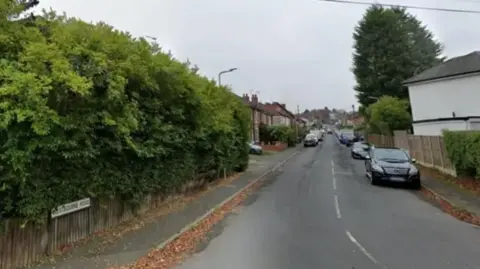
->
374 148 410 162
306 134 316 139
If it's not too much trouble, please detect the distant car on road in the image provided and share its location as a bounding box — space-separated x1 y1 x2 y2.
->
249 142 263 155
364 146 420 189
350 142 370 159
304 134 318 147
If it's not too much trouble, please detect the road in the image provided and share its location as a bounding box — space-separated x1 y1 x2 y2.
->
177 135 480 269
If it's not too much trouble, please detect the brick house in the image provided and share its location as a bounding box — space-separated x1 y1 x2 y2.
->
241 94 274 142
263 102 296 127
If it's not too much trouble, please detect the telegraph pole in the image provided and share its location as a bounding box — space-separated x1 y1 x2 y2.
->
352 104 356 128
296 105 300 139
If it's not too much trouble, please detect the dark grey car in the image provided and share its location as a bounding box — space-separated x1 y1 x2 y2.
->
364 147 420 189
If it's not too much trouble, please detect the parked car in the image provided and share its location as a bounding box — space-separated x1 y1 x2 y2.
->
364 146 420 189
249 142 263 155
327 129 333 134
350 142 370 159
304 134 318 147
339 132 354 145
318 131 325 141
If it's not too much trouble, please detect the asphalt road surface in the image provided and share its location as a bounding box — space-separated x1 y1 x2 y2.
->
177 135 480 269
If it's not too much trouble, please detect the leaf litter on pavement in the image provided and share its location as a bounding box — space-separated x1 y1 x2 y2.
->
33 174 241 267
110 178 265 269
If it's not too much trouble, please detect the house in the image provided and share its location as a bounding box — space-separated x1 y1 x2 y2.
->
296 117 308 128
344 112 364 126
263 102 296 127
299 108 330 125
241 94 274 142
403 51 480 136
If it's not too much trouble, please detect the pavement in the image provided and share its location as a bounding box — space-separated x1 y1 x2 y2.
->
32 147 300 269
421 174 480 217
177 135 480 269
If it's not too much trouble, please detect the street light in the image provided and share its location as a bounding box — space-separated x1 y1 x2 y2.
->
218 68 238 86
144 35 159 54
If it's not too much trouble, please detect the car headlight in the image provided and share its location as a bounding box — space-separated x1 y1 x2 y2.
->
409 167 419 175
372 164 384 173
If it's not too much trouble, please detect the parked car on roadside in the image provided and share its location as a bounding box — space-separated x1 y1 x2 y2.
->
304 134 318 147
364 146 420 189
350 142 370 159
248 142 263 155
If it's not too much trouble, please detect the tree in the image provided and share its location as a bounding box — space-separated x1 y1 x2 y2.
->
368 96 411 135
352 5 444 108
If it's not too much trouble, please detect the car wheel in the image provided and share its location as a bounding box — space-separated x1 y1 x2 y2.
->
370 175 379 186
410 180 421 190
351 152 355 159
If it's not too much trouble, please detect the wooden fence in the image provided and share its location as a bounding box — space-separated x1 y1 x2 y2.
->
0 179 209 269
368 131 456 177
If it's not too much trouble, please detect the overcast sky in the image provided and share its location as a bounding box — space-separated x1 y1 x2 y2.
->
34 0 480 113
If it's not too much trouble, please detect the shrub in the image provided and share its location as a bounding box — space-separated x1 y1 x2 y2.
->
259 125 296 146
443 130 480 178
368 96 412 135
0 9 251 221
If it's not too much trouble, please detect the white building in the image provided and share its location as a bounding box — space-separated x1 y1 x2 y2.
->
403 51 480 136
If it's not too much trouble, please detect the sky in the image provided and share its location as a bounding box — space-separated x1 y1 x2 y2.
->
33 0 480 113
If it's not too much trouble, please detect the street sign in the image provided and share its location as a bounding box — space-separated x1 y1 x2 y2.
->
51 198 91 218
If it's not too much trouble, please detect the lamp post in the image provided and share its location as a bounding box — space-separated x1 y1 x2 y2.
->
218 68 238 86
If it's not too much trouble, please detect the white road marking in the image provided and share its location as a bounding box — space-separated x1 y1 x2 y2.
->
334 195 341 218
345 230 379 264
333 171 353 176
333 176 337 190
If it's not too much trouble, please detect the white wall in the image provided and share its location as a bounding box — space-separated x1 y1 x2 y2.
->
408 74 480 121
408 74 480 135
413 121 468 136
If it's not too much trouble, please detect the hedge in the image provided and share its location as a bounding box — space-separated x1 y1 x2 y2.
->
0 8 251 221
259 124 297 146
443 130 480 178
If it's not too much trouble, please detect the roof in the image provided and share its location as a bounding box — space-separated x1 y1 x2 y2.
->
235 94 275 116
403 51 480 85
263 103 295 119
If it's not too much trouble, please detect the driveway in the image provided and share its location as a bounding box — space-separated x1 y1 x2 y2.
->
177 135 480 269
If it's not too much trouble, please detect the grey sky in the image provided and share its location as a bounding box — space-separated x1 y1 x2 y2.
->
34 0 480 113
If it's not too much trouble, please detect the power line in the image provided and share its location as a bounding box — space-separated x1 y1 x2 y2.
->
318 0 480 14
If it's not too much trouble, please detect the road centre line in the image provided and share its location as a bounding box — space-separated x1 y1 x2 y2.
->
333 176 337 190
345 230 379 265
334 195 341 218
333 171 353 175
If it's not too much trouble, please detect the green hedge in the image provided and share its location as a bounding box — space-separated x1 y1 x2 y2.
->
0 8 251 221
259 124 296 146
443 130 480 178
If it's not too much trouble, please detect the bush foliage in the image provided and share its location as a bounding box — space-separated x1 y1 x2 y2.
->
0 6 251 220
259 124 296 146
367 96 411 135
443 131 480 179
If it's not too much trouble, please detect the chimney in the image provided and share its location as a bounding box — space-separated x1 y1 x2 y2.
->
251 94 258 105
242 94 250 103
